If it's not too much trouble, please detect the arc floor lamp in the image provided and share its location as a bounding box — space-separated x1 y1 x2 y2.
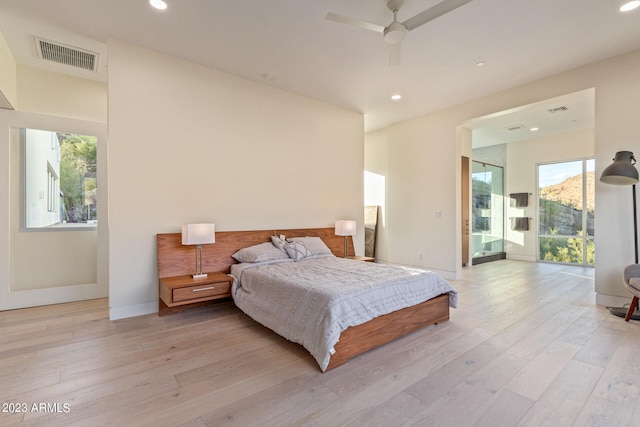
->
600 151 640 320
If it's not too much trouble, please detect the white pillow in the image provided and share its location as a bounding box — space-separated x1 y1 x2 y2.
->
232 242 290 263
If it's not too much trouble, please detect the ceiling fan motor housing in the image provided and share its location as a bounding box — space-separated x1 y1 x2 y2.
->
384 20 407 44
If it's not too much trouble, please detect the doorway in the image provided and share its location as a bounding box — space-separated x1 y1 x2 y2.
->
472 161 505 264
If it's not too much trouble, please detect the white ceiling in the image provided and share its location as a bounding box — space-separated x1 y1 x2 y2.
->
0 0 638 138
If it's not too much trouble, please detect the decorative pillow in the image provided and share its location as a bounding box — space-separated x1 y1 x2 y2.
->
284 241 314 261
271 235 287 251
286 236 332 256
232 242 290 263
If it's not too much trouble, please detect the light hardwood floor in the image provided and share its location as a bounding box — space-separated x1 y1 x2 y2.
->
1 260 639 426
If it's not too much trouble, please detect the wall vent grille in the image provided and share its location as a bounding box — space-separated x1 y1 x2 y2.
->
548 106 568 113
506 124 526 131
34 37 99 72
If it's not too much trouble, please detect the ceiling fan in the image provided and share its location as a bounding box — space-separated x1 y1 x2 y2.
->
326 0 473 65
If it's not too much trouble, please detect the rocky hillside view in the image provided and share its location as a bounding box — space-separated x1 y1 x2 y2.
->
539 171 595 211
538 172 594 235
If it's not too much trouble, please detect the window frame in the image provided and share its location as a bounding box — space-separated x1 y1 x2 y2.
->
536 157 595 266
20 127 98 232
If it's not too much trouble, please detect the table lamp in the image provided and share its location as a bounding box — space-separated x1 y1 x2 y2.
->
182 223 215 279
335 220 356 258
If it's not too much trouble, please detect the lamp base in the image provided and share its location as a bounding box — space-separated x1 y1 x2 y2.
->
608 306 640 321
192 273 208 279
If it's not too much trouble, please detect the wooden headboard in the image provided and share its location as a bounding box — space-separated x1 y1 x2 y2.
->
156 227 355 278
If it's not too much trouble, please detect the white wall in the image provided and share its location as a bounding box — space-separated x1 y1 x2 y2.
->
505 128 595 261
16 66 107 121
366 48 640 306
107 40 365 319
0 29 16 109
24 129 61 228
366 110 463 278
364 129 389 261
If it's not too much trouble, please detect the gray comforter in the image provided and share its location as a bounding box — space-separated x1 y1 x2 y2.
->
230 255 457 371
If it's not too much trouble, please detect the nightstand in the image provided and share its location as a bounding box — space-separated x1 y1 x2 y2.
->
159 271 232 310
348 256 375 262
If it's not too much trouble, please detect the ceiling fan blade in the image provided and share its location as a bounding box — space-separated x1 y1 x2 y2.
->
388 43 401 66
326 12 385 33
402 0 473 31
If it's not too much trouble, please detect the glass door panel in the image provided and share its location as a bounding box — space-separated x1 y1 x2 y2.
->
472 162 504 259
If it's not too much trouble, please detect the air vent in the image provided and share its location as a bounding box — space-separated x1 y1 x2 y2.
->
34 37 99 72
548 106 568 113
506 124 526 131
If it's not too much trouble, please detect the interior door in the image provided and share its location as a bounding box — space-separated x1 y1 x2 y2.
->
462 156 470 266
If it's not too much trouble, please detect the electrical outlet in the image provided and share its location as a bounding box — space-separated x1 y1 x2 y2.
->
434 210 442 218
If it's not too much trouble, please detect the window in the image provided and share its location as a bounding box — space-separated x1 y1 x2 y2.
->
23 128 98 229
538 158 594 265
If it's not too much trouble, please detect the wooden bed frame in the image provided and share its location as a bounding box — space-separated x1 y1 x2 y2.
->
156 227 451 371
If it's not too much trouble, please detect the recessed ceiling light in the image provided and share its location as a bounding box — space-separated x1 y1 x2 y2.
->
621 1 640 12
476 61 485 67
150 0 167 10
530 127 539 132
391 94 402 100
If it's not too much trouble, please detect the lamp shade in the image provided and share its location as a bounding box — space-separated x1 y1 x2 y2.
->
600 151 639 185
181 223 215 245
335 220 357 236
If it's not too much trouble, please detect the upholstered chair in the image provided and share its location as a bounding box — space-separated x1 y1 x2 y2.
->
622 264 640 321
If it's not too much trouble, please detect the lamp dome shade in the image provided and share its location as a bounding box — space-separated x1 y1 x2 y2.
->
600 151 639 185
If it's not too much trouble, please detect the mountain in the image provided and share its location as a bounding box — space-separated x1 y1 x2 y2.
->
539 171 595 211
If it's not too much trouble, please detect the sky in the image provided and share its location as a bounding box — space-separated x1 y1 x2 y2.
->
538 159 595 188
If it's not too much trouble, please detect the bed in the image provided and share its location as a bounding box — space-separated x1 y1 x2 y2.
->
156 227 457 371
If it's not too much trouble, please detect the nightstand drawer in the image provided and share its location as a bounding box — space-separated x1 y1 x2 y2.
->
172 281 231 303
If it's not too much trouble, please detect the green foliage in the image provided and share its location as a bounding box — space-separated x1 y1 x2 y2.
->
540 231 594 265
57 133 97 223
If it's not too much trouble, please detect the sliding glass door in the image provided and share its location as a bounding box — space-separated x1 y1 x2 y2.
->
538 158 595 266
472 161 504 261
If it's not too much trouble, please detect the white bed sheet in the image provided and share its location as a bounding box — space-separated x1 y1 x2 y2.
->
230 255 457 371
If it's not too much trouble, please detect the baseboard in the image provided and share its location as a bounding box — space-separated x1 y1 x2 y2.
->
595 293 631 308
109 301 157 320
472 253 506 265
505 254 537 262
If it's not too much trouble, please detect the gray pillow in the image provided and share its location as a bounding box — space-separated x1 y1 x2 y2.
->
286 236 332 256
284 241 313 261
232 242 290 263
271 235 287 251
